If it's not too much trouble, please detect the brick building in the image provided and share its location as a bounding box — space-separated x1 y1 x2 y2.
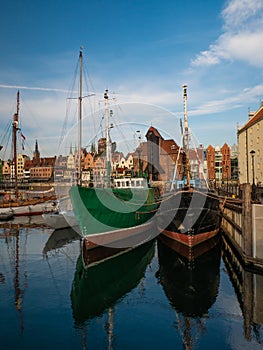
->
206 143 231 182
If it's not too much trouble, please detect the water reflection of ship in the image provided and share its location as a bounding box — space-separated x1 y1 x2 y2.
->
157 236 221 349
71 239 155 323
0 227 27 332
159 233 221 264
157 235 221 316
0 214 49 230
42 227 81 255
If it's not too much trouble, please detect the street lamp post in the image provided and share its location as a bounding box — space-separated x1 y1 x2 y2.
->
226 165 229 193
250 150 256 200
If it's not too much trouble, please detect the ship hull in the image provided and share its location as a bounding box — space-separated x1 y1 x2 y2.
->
69 185 159 246
158 189 221 247
0 195 57 217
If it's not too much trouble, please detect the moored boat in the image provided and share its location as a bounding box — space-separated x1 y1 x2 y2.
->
0 208 14 221
70 181 159 247
69 50 160 248
158 188 221 247
158 231 221 262
42 197 78 230
157 85 222 247
0 91 56 216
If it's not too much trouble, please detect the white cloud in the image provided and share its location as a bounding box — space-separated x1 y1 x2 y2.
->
190 84 263 116
222 0 263 30
191 0 263 67
0 84 69 93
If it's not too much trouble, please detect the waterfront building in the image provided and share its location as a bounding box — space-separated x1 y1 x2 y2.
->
221 143 231 183
2 160 11 181
131 142 148 177
230 144 238 180
188 144 206 180
238 104 263 186
66 146 75 171
82 151 94 170
17 154 30 180
24 140 55 181
111 151 125 176
206 145 216 181
145 126 183 189
206 143 231 184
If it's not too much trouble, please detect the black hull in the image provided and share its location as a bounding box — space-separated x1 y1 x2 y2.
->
158 189 222 246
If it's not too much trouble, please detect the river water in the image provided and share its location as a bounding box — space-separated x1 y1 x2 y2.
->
0 216 262 350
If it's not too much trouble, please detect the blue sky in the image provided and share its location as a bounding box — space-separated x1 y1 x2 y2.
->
0 0 263 157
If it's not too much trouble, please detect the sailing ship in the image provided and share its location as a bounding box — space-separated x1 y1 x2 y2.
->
0 91 56 217
69 50 160 248
157 85 222 247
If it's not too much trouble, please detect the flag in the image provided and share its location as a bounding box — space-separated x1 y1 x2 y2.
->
20 132 26 151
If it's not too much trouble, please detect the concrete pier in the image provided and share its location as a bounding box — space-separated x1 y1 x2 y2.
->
220 183 263 272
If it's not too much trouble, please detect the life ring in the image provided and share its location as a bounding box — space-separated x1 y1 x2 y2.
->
4 194 10 201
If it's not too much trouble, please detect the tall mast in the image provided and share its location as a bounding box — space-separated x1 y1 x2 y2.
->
13 91 19 198
104 89 111 187
183 84 191 188
78 49 83 185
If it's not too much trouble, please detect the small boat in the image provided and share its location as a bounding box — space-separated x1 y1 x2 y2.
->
0 208 14 221
0 91 57 216
69 50 160 248
157 85 222 247
42 197 78 230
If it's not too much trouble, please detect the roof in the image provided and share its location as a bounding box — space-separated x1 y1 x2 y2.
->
160 139 180 155
145 126 164 140
238 105 263 133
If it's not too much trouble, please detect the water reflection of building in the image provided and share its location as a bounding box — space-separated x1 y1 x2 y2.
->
222 236 263 343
